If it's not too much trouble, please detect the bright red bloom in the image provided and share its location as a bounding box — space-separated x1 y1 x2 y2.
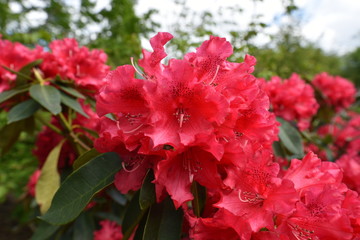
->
95 32 279 210
154 137 224 208
276 185 353 240
186 208 252 240
27 169 41 197
0 37 43 92
145 59 229 147
263 73 319 130
41 38 110 94
217 152 298 232
93 220 123 240
283 152 343 192
337 152 360 193
312 72 356 111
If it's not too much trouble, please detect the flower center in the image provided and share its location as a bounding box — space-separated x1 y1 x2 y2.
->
122 155 146 172
173 107 190 128
182 151 202 182
238 189 265 204
288 222 315 240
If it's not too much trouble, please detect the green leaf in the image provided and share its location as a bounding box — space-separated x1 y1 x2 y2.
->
191 181 206 217
30 84 62 115
139 170 156 210
59 85 86 99
73 148 100 170
41 152 122 225
36 140 65 214
60 92 89 118
73 212 95 240
30 220 60 240
0 119 26 157
7 99 41 124
0 85 29 104
277 118 304 157
143 197 183 240
272 141 287 158
122 191 148 240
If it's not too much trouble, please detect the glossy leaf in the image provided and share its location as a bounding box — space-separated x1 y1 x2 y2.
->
7 99 41 124
60 92 89 118
0 119 26 157
0 85 29 104
191 181 206 217
143 197 183 240
139 170 156 210
30 84 62 115
30 220 59 240
122 191 148 240
59 85 86 99
73 212 95 240
277 117 304 157
36 140 64 214
73 148 100 170
41 152 122 225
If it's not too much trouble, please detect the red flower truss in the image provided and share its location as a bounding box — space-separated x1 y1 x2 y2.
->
95 32 279 208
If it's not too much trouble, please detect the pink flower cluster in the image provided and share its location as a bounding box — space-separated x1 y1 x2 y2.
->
41 38 110 95
95 32 279 208
188 152 359 239
315 112 360 194
93 220 123 240
313 72 356 111
94 32 360 238
0 37 110 95
0 36 42 92
263 73 319 130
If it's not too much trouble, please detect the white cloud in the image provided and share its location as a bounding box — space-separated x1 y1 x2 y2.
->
135 0 360 54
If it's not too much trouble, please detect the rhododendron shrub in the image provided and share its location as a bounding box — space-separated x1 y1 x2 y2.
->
1 33 359 240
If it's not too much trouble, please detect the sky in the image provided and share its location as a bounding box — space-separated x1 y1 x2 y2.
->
135 0 360 54
16 0 360 54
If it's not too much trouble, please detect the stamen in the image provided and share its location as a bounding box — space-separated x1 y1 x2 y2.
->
238 189 264 203
173 108 190 128
131 57 145 78
69 50 73 57
123 124 144 134
122 161 141 172
209 65 220 85
76 64 81 76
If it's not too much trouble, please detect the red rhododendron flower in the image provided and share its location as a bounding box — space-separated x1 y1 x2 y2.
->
41 38 110 94
217 152 298 232
93 220 123 240
283 152 343 192
0 37 43 92
186 208 252 240
337 152 360 193
275 184 353 239
95 32 279 209
312 72 356 111
263 73 319 130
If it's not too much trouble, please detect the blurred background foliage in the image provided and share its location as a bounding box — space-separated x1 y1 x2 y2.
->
0 0 359 86
0 0 359 201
